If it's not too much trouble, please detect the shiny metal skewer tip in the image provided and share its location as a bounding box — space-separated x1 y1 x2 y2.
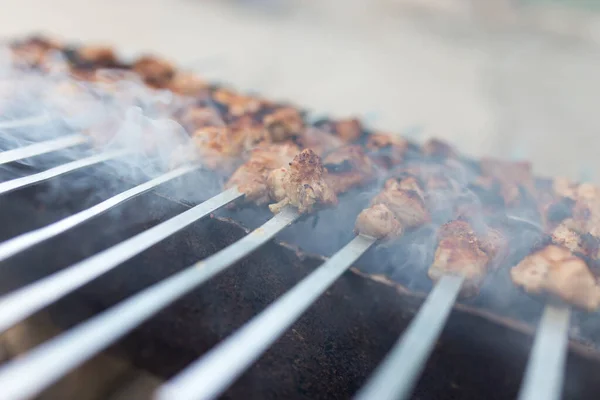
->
517 304 571 400
355 274 464 400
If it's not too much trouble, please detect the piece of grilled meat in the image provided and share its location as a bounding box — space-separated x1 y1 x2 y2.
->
511 245 600 311
355 176 429 239
354 204 404 239
268 149 337 214
428 220 507 297
323 145 376 194
225 143 300 204
477 158 536 207
366 133 409 169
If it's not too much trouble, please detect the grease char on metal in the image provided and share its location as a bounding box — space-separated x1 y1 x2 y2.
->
0 206 299 400
156 234 376 400
355 274 464 400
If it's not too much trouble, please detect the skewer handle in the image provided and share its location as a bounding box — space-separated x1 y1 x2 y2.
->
355 274 464 400
518 304 571 400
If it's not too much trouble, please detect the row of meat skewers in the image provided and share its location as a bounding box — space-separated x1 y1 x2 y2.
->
0 35 596 400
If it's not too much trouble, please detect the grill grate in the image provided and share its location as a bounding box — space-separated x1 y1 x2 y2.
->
0 134 576 400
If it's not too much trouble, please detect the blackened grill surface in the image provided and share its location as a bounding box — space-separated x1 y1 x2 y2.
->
1 152 600 399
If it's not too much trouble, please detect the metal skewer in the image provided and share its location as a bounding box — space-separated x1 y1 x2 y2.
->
156 234 377 400
0 149 130 195
0 134 89 165
0 114 50 129
0 207 299 400
355 274 464 400
0 186 243 334
517 304 571 400
0 164 198 264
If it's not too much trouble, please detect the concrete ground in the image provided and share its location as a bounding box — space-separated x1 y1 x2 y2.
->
1 0 600 181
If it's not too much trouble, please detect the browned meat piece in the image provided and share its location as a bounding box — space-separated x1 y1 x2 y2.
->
168 72 208 96
267 149 337 214
316 118 363 143
212 88 267 117
551 219 600 259
428 220 490 296
355 204 403 239
478 158 536 206
552 177 578 199
178 106 224 133
323 145 376 194
572 198 600 237
422 138 456 159
511 245 600 311
10 36 63 67
479 227 509 268
225 143 300 204
133 56 176 88
232 116 273 150
334 118 363 142
262 107 304 142
371 178 429 228
366 133 409 169
189 126 245 172
296 127 343 156
385 176 426 201
76 46 117 66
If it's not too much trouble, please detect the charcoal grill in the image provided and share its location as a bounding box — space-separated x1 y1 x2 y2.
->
0 121 599 400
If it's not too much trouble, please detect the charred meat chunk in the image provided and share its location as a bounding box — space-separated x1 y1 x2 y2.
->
422 138 456 159
75 46 118 68
267 149 337 214
212 88 267 117
366 133 409 169
355 204 403 239
511 245 600 311
370 177 429 228
316 118 363 143
168 71 208 96
478 158 535 207
428 220 491 297
354 176 428 240
323 145 376 194
133 56 176 88
225 143 300 204
262 107 304 142
297 127 343 156
186 126 245 172
178 106 224 133
333 118 363 142
10 35 63 67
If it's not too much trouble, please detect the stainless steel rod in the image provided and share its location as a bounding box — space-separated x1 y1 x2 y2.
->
0 187 243 334
0 165 198 264
156 234 377 400
0 207 299 400
0 134 89 165
0 114 50 129
355 274 464 400
0 149 130 195
517 304 571 400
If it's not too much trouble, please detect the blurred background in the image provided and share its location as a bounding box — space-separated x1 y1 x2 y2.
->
0 0 599 181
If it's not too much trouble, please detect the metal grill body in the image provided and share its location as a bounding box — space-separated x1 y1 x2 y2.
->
0 141 599 400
